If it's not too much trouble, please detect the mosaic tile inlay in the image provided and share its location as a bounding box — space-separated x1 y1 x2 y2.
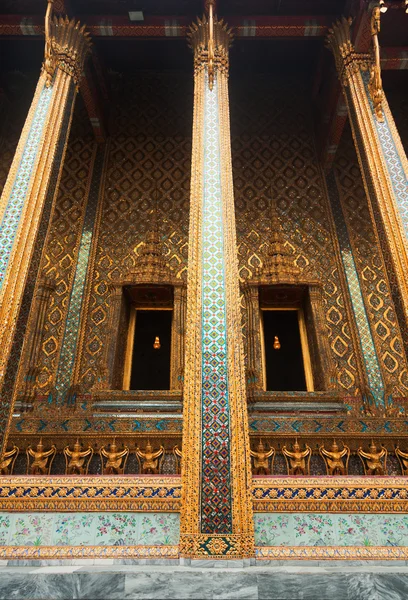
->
0 85 53 288
54 148 104 402
327 171 385 404
362 72 408 243
200 74 232 533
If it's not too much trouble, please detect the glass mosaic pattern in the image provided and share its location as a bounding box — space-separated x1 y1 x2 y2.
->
362 73 408 242
200 73 232 533
0 85 53 288
54 149 104 402
327 171 385 404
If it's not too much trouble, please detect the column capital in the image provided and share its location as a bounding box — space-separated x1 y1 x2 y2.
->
326 17 371 85
44 16 92 86
188 16 232 76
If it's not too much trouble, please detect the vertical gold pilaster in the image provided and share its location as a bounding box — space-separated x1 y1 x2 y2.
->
170 285 187 390
180 15 254 559
242 285 263 392
0 15 91 396
327 17 408 351
19 277 56 411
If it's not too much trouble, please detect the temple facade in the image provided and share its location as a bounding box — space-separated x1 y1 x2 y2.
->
0 0 408 581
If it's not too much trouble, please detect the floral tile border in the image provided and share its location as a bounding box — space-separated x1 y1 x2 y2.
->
254 513 408 547
0 512 180 547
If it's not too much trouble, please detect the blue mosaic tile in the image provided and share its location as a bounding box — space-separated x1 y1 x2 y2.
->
327 171 384 405
362 72 408 243
54 148 104 402
0 85 53 288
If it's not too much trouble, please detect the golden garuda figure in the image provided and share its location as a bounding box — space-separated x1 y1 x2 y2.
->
26 439 56 475
395 446 408 476
99 440 129 475
135 441 165 474
250 440 275 475
0 444 19 475
319 440 350 476
282 439 312 476
173 445 182 474
357 440 387 475
64 440 93 475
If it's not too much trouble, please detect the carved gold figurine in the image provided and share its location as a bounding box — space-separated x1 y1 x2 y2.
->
250 440 275 475
99 440 129 475
0 444 19 475
282 440 311 476
358 440 387 475
136 441 165 475
173 445 182 474
319 440 350 476
64 440 93 475
395 446 408 476
26 439 56 475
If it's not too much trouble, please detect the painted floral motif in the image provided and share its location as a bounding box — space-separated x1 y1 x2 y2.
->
254 514 291 546
10 513 54 546
95 513 139 546
337 514 380 546
378 515 408 547
139 513 180 545
53 514 95 546
293 514 335 546
0 515 11 545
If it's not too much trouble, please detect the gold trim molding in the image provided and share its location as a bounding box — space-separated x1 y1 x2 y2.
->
0 476 181 512
0 545 179 559
252 476 408 512
256 546 408 560
1 476 408 514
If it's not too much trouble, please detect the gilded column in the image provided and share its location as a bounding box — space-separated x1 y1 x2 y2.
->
0 5 91 394
180 13 254 559
242 285 263 392
327 16 408 358
170 284 187 390
19 277 56 411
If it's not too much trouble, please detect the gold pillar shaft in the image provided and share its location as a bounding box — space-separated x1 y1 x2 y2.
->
0 17 91 394
327 17 408 345
170 285 187 390
180 16 254 559
19 277 56 410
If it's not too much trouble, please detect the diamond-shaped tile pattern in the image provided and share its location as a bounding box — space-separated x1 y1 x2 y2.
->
200 76 232 534
230 76 358 393
334 124 408 396
327 170 384 404
77 73 192 388
0 85 52 288
24 100 96 392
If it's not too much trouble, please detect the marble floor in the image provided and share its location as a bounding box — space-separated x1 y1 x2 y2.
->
1 562 408 599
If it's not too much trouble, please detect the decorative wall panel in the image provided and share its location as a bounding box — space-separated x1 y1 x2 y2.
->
334 124 408 397
255 513 408 548
327 171 384 403
229 75 359 394
0 512 179 547
54 146 105 402
26 99 96 393
77 73 192 389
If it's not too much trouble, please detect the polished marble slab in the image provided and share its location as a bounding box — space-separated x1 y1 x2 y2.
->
1 564 408 599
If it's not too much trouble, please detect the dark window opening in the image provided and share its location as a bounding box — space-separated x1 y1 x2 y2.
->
130 310 172 391
263 310 307 392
